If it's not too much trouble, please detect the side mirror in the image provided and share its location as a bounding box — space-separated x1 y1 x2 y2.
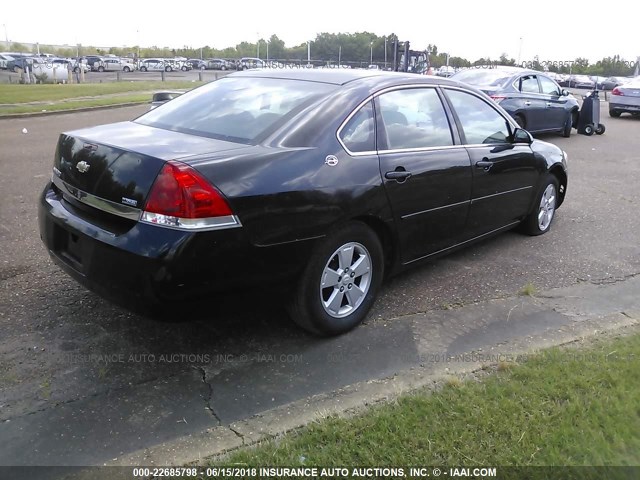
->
561 89 569 97
513 127 533 144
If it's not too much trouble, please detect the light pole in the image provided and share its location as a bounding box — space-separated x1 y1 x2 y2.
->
384 37 387 68
517 37 523 65
266 39 269 62
307 41 311 64
370 41 373 64
338 45 341 67
3 24 8 48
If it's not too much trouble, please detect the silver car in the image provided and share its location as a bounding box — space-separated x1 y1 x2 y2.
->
609 77 640 117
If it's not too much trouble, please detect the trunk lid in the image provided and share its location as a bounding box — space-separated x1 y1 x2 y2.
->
54 122 246 209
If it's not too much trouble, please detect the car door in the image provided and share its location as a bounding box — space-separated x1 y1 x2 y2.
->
442 87 543 239
539 75 570 129
374 87 473 264
515 74 546 131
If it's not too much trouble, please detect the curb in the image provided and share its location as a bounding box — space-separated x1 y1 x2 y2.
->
107 284 640 467
0 101 149 119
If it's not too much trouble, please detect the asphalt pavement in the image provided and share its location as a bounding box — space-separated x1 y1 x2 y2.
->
0 102 639 476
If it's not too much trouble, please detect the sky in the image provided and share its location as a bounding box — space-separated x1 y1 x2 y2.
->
3 0 639 64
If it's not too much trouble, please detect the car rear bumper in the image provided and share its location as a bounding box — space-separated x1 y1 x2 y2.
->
609 100 640 112
38 182 309 311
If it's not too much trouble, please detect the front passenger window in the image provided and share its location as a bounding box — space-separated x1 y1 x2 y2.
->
445 89 512 145
539 76 561 96
520 75 540 93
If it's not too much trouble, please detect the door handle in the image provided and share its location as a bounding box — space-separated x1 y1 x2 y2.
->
546 102 552 107
385 170 412 182
475 160 492 171
524 101 531 106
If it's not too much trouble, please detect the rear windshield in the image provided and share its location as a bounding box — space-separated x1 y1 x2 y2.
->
452 69 514 88
136 77 337 143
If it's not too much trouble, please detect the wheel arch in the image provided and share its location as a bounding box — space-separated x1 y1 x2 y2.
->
549 165 567 208
351 215 397 277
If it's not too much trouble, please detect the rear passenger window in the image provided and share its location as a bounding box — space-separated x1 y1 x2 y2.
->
377 88 453 150
340 101 375 153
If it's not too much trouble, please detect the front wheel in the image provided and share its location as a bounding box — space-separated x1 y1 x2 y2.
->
140 66 147 72
288 223 384 336
123 66 131 72
520 175 559 236
584 124 594 136
165 66 172 72
562 113 573 137
97 66 104 72
181 66 188 71
595 124 605 135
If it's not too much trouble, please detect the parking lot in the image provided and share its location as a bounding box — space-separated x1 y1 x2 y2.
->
1 101 639 469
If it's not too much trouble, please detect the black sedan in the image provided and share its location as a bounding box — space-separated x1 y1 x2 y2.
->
451 67 580 137
38 70 568 336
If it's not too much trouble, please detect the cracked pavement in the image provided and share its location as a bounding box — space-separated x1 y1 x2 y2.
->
1 104 639 473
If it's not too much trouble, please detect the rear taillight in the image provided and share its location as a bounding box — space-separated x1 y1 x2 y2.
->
612 87 623 96
490 95 507 103
141 161 240 231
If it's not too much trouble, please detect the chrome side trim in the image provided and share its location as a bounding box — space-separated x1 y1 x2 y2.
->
378 145 466 155
404 221 521 265
52 175 141 221
471 185 533 203
401 199 471 220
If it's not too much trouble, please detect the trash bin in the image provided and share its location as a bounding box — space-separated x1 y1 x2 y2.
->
577 89 605 136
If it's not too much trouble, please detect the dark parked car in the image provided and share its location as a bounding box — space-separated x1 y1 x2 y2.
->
206 58 232 70
80 55 106 72
601 76 630 90
7 55 35 72
186 59 207 70
38 70 568 336
451 66 579 137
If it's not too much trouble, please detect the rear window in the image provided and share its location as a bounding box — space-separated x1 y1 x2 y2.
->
452 69 514 88
136 77 336 143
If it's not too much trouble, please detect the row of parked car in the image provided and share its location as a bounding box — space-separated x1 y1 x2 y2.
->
0 52 276 74
545 72 634 90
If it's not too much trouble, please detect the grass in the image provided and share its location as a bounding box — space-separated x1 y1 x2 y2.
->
519 282 538 297
0 81 202 114
213 332 640 471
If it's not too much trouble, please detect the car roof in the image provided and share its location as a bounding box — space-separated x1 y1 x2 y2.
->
232 68 462 86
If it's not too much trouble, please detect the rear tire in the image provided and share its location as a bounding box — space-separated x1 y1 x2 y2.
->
609 110 621 118
595 124 605 135
140 66 147 72
288 222 384 336
97 66 104 72
584 124 594 136
520 175 559 236
123 66 131 72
